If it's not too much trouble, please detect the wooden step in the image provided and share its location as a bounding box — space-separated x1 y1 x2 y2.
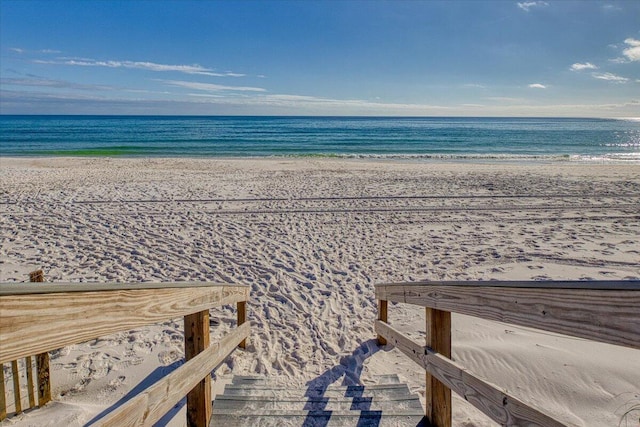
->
372 374 401 384
212 395 423 411
220 383 413 398
231 374 402 387
211 375 425 426
210 412 428 427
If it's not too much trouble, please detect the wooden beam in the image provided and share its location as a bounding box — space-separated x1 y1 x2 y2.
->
36 353 51 406
28 270 44 284
237 301 247 349
377 300 388 345
25 357 35 408
11 361 21 414
29 269 51 407
97 322 250 427
376 280 639 291
375 320 566 427
426 308 451 427
0 284 249 363
0 281 247 296
0 364 6 420
185 310 211 427
375 283 640 350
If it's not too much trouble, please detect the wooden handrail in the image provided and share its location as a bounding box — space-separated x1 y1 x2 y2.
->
0 281 251 426
97 322 250 426
375 321 564 426
376 280 640 350
375 280 640 427
0 282 249 363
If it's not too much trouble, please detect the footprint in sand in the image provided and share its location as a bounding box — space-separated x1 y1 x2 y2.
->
89 360 111 379
50 345 73 359
158 349 183 366
129 341 153 354
66 378 91 395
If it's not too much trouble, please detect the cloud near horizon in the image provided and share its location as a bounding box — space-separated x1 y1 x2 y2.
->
622 38 640 62
592 72 629 83
1 77 114 91
33 57 245 77
528 83 547 89
517 1 549 12
570 62 598 71
161 79 266 92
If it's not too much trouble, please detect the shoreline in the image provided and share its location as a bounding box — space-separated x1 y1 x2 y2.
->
2 154 639 164
1 157 638 426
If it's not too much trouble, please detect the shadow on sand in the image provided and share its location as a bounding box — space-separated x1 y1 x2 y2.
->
301 339 383 427
85 360 185 426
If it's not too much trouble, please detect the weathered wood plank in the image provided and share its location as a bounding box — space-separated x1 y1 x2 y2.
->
97 322 250 427
377 300 388 345
0 364 6 420
36 353 51 406
25 356 35 408
0 281 247 296
28 270 44 283
375 283 640 349
185 310 211 427
376 280 639 291
0 285 250 363
11 361 21 414
237 301 247 349
375 320 566 427
29 269 51 407
425 308 451 427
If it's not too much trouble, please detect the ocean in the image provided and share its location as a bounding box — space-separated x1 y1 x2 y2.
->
1 116 639 161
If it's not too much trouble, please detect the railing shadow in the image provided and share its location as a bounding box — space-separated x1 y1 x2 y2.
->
301 339 381 427
85 360 185 426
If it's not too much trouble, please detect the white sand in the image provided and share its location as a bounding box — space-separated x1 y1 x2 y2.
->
0 158 639 426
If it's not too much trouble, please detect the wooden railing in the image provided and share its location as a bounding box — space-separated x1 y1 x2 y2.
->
375 280 640 427
0 279 250 426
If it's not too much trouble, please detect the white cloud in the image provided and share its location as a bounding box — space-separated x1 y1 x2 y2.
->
517 1 549 12
0 77 113 91
622 38 640 62
9 47 60 54
528 83 547 89
602 4 622 11
592 72 629 83
5 87 640 117
570 62 598 71
34 58 245 77
161 79 266 92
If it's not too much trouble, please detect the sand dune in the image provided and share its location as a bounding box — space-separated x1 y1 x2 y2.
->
1 158 638 426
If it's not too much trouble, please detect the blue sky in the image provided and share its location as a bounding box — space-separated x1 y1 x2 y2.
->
1 0 639 116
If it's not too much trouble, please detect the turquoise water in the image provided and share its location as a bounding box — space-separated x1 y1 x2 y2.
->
1 116 639 161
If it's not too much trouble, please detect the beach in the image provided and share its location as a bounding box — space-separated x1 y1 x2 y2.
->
1 157 639 426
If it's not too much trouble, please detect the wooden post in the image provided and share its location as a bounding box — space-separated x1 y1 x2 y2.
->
237 301 247 349
25 357 35 408
11 361 21 414
0 364 6 420
377 300 388 345
426 308 451 427
184 310 211 427
29 270 51 406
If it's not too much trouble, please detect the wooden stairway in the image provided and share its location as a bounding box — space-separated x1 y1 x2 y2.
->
210 374 427 426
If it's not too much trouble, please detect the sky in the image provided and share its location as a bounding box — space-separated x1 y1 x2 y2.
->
0 0 639 117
